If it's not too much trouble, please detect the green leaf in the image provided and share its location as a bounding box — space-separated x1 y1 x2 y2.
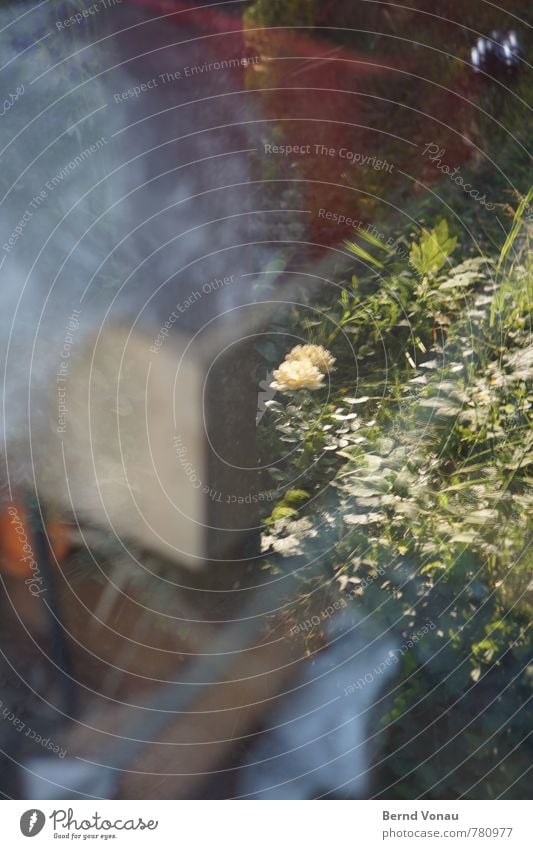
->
345 239 385 268
356 226 392 253
409 219 457 277
283 489 310 506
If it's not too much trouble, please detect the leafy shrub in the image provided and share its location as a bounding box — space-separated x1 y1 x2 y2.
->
259 205 532 798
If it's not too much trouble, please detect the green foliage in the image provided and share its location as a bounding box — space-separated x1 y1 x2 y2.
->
345 227 392 269
409 219 458 278
282 488 310 506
